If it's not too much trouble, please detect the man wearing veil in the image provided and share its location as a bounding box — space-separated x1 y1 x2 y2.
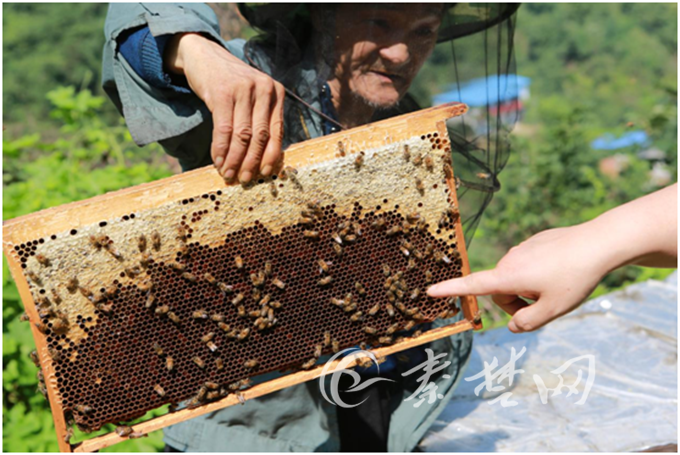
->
102 3 519 451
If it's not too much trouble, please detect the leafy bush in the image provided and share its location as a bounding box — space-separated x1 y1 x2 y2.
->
3 86 173 452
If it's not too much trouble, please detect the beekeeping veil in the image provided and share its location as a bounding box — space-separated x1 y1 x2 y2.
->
237 3 520 246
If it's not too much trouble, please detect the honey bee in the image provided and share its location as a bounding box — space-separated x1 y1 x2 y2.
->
176 224 188 243
206 341 218 352
332 243 343 257
332 339 340 353
368 303 381 316
386 225 401 236
443 163 454 179
307 199 321 212
48 347 62 362
298 216 315 226
253 317 266 330
29 350 39 366
330 297 344 308
413 154 422 166
378 336 393 344
38 306 55 319
243 359 260 369
236 391 247 405
193 357 205 369
406 258 417 271
318 276 333 287
345 234 357 243
192 309 208 319
415 177 425 193
386 322 401 335
88 234 105 249
354 152 364 168
269 180 278 197
424 155 434 171
137 234 147 252
169 261 186 272
154 384 166 397
26 270 41 285
211 313 225 323
437 309 450 320
416 220 427 233
78 286 93 301
181 272 197 283
66 277 78 293
215 358 224 370
303 230 320 240
403 144 411 161
19 312 30 322
231 293 245 306
354 282 366 296
473 309 482 325
104 243 123 261
410 288 421 300
301 358 317 370
343 302 357 312
217 322 230 332
271 278 286 290
155 305 170 315
395 302 407 313
217 282 233 295
270 300 282 309
152 343 164 356
337 141 346 156
434 251 452 264
399 246 410 257
323 331 331 347
372 217 386 231
129 431 148 439
404 307 419 318
249 309 261 318
35 254 50 267
64 427 74 444
234 255 244 270
166 356 174 371
251 288 262 303
363 326 378 335
348 310 364 322
246 272 259 288
167 312 181 324
237 328 251 341
201 332 215 343
151 231 161 251
75 404 93 415
116 425 133 437
403 320 417 331
317 260 331 274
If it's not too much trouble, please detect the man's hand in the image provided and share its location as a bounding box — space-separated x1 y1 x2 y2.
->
166 33 285 183
427 225 606 333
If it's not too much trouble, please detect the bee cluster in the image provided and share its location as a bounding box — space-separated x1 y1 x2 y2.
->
13 131 466 435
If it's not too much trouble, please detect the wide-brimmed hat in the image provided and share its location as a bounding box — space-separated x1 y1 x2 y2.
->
237 3 520 43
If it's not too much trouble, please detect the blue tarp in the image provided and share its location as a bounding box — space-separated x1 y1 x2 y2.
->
590 131 650 150
432 75 531 107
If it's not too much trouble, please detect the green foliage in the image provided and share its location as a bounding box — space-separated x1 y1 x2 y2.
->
3 3 117 125
3 87 172 452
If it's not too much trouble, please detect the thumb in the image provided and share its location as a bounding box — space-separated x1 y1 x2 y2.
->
427 269 507 298
507 298 556 333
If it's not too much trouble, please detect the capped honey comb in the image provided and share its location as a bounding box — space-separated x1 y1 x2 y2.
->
3 102 478 452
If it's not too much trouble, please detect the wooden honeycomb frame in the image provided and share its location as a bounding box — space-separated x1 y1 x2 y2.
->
3 102 480 452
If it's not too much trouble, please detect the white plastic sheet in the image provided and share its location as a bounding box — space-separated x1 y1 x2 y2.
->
419 272 677 452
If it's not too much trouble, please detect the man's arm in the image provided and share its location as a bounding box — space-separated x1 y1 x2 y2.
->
427 184 678 333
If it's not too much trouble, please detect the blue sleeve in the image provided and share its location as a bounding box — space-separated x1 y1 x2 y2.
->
117 25 191 94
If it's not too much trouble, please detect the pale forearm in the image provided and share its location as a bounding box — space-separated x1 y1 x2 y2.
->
583 183 677 271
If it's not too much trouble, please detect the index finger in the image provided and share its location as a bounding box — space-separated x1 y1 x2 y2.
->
427 269 508 298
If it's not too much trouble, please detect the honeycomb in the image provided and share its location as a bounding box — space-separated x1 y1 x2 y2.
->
8 131 466 433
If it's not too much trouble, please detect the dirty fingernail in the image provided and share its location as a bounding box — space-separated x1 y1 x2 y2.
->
214 156 224 168
261 165 273 177
224 169 236 181
240 171 252 183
